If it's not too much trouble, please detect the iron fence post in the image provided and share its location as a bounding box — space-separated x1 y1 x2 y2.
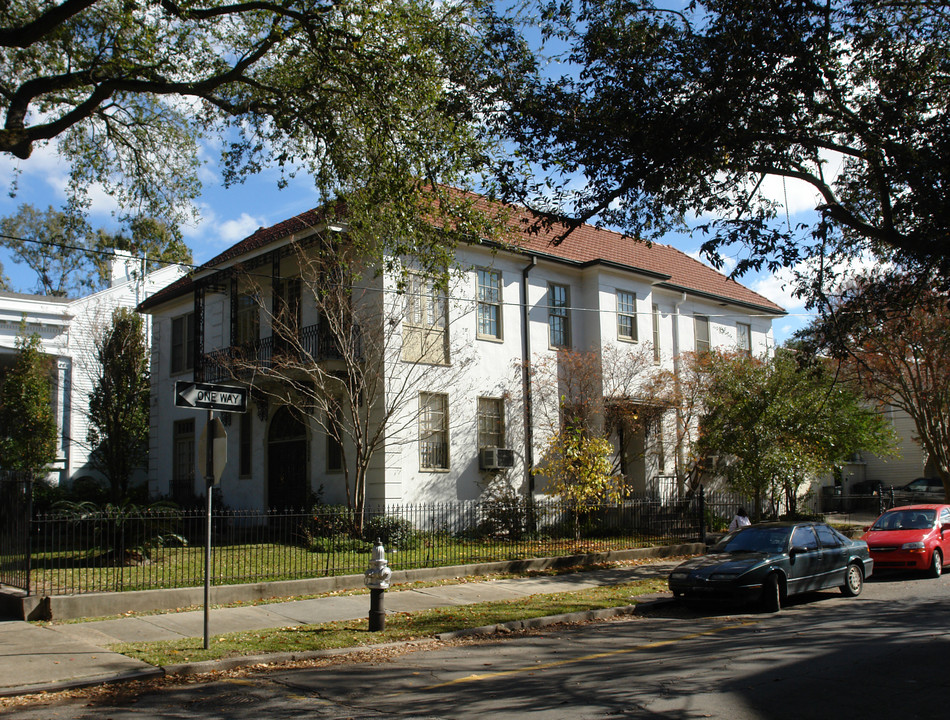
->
698 485 706 544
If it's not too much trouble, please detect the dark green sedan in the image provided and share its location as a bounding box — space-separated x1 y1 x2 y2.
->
668 521 873 612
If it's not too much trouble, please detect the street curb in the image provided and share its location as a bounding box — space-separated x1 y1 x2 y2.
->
0 666 165 699
0 596 678 697
159 595 677 679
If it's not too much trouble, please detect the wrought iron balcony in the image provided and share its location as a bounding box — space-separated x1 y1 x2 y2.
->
200 322 362 383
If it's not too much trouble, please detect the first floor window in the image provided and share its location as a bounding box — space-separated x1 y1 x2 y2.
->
477 397 505 448
420 392 449 469
326 404 344 472
239 412 252 476
172 419 195 499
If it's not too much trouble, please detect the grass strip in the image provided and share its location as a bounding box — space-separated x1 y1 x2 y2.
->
111 578 668 666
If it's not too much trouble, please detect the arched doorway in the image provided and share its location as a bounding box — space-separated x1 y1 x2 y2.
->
267 406 308 509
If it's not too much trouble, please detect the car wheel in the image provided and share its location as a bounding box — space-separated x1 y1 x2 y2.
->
927 549 943 579
762 573 782 613
841 563 864 597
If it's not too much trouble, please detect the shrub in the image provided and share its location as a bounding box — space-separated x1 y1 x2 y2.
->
362 514 420 550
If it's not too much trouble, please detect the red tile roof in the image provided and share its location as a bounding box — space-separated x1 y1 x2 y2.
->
139 191 784 315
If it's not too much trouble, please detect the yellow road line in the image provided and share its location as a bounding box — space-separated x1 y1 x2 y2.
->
410 620 762 692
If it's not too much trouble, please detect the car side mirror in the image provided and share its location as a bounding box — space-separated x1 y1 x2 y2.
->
789 545 809 556
941 523 950 533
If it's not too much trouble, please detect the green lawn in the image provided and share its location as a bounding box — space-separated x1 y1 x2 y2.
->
27 535 687 596
111 577 669 666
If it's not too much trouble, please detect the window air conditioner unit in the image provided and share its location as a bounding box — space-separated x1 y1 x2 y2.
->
479 447 515 470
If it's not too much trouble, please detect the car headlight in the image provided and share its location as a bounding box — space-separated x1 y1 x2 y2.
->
901 541 926 551
709 572 740 581
670 571 690 581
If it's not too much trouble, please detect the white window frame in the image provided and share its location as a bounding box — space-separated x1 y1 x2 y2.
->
737 322 751 355
403 273 449 364
419 392 449 470
694 314 710 353
548 283 571 348
171 312 195 374
476 268 503 340
477 397 505 449
617 290 637 342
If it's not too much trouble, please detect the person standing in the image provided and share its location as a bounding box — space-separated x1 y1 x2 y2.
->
729 507 751 532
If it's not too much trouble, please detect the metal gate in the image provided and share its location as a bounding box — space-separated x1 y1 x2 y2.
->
0 473 32 593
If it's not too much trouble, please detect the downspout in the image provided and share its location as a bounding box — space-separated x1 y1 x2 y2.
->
521 256 537 496
672 291 688 498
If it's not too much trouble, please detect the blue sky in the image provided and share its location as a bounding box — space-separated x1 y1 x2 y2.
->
0 137 820 345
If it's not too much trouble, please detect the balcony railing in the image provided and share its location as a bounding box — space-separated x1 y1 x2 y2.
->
201 323 362 383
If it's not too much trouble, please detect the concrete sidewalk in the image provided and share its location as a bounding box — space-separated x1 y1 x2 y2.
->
0 561 677 697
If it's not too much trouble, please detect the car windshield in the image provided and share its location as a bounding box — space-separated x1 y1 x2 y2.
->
713 526 791 554
871 509 936 531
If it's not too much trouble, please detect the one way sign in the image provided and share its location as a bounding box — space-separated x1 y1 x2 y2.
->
175 381 248 413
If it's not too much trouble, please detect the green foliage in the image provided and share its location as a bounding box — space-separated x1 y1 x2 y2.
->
50 499 187 564
0 330 57 477
2 0 497 237
0 204 100 296
362 515 420 550
694 348 896 507
484 0 950 298
535 428 622 508
94 217 193 277
87 308 151 502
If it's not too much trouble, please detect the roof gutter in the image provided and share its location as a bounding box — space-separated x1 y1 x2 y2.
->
521 255 537 497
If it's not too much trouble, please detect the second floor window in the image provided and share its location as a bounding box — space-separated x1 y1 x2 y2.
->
235 293 260 346
477 397 505 449
652 304 661 363
420 392 449 469
403 273 448 364
617 290 637 341
694 314 710 353
171 312 195 374
476 269 502 339
548 283 571 348
275 277 301 337
737 322 751 355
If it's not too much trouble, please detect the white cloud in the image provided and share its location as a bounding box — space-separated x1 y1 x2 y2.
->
219 213 263 243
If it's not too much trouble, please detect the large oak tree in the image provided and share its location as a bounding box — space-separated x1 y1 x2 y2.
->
2 0 496 235
482 0 950 298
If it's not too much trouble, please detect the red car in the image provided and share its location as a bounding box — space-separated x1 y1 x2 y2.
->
861 504 950 578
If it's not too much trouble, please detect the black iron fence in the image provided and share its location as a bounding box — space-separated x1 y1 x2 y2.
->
0 473 32 593
6 494 714 597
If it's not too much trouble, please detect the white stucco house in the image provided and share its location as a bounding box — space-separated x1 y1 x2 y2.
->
138 192 785 510
0 254 186 487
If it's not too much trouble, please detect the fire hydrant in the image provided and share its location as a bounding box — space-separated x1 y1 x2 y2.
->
364 539 392 631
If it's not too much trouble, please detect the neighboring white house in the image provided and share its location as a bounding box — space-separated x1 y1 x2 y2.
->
831 405 934 493
0 254 187 487
138 193 786 509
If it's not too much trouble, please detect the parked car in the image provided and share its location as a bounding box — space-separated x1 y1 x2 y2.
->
860 504 950 578
668 521 873 612
891 477 946 503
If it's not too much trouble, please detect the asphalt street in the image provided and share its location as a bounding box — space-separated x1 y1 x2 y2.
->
3 570 948 719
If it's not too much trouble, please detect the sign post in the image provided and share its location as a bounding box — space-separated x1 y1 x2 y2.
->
174 381 247 649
